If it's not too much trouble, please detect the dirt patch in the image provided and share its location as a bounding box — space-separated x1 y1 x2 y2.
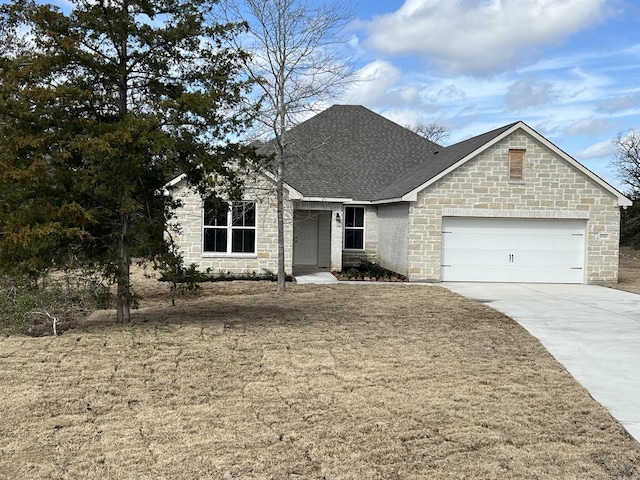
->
1 274 640 479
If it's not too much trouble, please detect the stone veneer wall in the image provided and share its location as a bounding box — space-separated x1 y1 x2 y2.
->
168 175 292 276
407 131 622 284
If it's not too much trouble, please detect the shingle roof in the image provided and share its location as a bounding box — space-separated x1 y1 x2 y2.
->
374 122 518 200
258 105 515 201
258 105 441 200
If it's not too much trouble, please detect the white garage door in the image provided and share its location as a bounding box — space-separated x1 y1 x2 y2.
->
441 217 586 283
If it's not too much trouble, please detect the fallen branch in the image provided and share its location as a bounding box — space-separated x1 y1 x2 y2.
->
26 310 58 336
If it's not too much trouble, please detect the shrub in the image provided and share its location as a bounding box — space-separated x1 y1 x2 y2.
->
337 261 407 281
0 271 109 336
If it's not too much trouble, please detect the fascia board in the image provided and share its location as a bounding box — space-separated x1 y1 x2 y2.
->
162 173 187 195
370 197 404 205
299 197 354 203
161 170 305 202
256 168 304 200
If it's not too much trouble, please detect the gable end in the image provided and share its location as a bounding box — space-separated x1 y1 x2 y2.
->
400 122 631 206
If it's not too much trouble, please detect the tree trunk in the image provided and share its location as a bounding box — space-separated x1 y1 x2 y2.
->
276 50 287 293
116 2 131 321
116 211 131 322
276 151 286 292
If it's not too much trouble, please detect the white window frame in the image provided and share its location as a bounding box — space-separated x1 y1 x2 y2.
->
202 200 257 256
343 206 365 250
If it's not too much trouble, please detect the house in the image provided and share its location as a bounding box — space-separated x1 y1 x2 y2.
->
167 105 632 284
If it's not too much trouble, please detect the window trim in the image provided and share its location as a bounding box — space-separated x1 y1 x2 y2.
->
508 149 525 182
202 200 257 256
343 206 366 251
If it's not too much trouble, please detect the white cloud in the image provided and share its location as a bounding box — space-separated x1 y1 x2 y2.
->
363 0 610 74
504 76 559 111
626 44 640 56
574 139 616 160
380 108 423 129
597 91 640 113
436 84 466 101
566 117 613 136
340 60 403 106
340 60 443 111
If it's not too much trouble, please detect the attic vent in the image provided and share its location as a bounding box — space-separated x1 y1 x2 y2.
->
509 149 525 181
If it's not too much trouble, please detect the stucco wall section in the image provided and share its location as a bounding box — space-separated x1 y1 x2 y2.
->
377 203 409 276
407 131 622 284
169 174 293 276
317 211 332 268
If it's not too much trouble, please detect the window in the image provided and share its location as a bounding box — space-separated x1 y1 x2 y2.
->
344 206 365 250
203 200 256 254
509 149 525 181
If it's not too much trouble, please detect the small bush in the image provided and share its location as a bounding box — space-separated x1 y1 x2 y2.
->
344 268 362 278
337 261 407 282
0 272 109 336
159 266 292 289
261 269 276 281
156 260 211 306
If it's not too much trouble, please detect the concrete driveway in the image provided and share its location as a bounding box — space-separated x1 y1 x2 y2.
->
442 282 640 443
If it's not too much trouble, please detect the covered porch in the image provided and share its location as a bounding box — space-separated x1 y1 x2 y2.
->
292 202 344 272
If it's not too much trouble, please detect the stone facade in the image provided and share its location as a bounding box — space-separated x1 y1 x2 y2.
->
406 130 621 284
169 128 625 284
168 173 293 276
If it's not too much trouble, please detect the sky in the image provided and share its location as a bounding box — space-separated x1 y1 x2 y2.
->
336 0 640 192
4 0 638 191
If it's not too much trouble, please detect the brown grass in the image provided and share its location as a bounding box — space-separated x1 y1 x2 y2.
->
615 247 640 295
1 268 640 479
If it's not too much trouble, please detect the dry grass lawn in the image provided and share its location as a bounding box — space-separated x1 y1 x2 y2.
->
615 247 640 295
2 266 640 479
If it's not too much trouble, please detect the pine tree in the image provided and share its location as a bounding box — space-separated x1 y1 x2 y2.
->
0 0 256 321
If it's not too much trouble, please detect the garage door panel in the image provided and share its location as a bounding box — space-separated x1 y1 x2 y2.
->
443 247 583 266
441 218 585 283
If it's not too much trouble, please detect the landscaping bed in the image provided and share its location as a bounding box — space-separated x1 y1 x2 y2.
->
332 260 408 282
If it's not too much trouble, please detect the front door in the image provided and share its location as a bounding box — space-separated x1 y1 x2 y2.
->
294 215 319 265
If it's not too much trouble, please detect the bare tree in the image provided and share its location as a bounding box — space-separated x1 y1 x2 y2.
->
225 0 356 291
407 122 451 145
614 128 640 248
614 128 640 193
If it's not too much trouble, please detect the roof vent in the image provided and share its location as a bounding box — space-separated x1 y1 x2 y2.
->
433 150 439 155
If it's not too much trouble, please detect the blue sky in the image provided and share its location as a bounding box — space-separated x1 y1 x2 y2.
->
6 0 638 190
336 0 640 191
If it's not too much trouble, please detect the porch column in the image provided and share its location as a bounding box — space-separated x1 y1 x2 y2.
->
331 207 343 271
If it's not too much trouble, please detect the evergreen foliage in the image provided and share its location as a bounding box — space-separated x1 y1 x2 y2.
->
0 0 256 321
